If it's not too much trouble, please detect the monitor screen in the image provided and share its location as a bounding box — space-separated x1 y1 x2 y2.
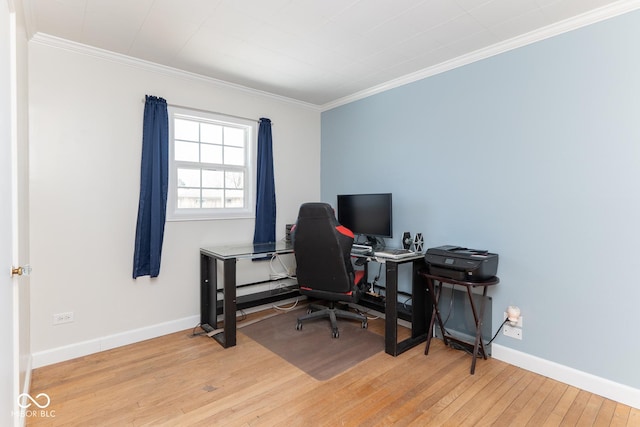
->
337 193 393 239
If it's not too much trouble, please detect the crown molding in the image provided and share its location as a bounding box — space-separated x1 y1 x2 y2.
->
26 0 640 112
29 32 321 111
321 0 640 111
15 0 35 39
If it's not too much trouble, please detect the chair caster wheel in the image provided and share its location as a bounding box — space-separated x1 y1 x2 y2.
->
306 308 313 314
296 321 302 331
362 321 368 329
332 329 339 339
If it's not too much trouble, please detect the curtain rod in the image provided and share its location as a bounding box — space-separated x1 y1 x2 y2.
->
142 98 270 125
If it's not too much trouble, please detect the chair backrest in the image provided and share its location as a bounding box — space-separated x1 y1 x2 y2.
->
293 202 355 293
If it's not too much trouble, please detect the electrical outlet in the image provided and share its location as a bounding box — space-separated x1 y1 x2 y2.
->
503 312 523 327
503 324 522 340
53 312 74 325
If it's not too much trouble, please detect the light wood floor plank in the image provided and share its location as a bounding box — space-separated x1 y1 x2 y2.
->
611 403 631 426
509 376 557 426
27 308 638 426
627 407 640 426
543 385 581 426
578 393 606 425
492 371 544 426
384 353 475 425
594 398 618 427
462 365 525 425
419 360 510 426
354 347 467 426
562 389 592 425
526 380 569 426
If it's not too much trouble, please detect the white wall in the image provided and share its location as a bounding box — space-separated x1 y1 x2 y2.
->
28 37 320 365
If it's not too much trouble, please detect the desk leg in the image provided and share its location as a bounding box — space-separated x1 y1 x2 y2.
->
200 255 237 349
384 261 399 356
200 254 217 328
213 258 237 348
385 259 429 356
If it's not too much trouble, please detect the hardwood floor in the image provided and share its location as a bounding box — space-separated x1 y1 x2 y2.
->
28 308 639 426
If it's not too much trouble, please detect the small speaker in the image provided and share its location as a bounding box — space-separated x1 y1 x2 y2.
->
414 233 424 253
285 224 294 242
402 232 412 250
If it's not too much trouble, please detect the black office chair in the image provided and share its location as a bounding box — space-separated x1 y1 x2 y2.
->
292 202 368 338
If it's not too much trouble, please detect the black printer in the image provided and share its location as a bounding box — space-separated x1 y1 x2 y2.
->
425 245 499 281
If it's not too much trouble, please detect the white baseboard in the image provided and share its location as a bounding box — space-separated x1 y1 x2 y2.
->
30 296 304 369
492 344 640 409
31 315 200 368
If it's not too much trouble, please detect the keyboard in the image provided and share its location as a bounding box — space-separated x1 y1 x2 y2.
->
374 248 418 259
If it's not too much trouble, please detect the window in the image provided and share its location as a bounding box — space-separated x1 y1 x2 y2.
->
167 107 257 220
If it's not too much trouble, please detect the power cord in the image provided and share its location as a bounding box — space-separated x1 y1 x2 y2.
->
269 253 295 280
272 298 300 311
437 286 457 338
485 317 509 346
371 263 383 291
192 323 207 337
354 307 380 321
445 318 509 356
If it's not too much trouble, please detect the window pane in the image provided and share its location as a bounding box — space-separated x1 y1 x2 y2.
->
201 143 223 164
177 169 200 188
225 171 244 189
225 190 244 208
224 127 245 147
169 107 256 220
201 123 222 144
177 188 201 208
202 169 223 188
175 119 199 142
175 140 199 162
224 146 245 166
202 189 224 208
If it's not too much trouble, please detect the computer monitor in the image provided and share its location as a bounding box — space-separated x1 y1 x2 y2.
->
336 193 392 244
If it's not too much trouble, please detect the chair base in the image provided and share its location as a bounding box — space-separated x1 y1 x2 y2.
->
296 302 368 338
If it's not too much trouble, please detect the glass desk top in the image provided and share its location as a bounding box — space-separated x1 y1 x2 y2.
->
200 241 293 260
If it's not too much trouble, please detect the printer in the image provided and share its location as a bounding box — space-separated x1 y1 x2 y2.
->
425 245 499 281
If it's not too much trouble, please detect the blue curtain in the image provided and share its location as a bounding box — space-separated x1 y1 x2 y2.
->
253 118 276 244
133 95 169 278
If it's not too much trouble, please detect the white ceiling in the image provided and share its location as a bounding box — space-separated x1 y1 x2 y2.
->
23 0 638 107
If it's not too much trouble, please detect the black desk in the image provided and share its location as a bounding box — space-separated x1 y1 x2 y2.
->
200 241 293 348
370 253 430 356
200 243 429 357
419 272 499 374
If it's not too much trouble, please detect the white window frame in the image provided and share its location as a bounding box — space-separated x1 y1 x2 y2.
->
166 106 257 221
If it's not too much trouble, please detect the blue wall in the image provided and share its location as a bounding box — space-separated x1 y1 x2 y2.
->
321 10 640 389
